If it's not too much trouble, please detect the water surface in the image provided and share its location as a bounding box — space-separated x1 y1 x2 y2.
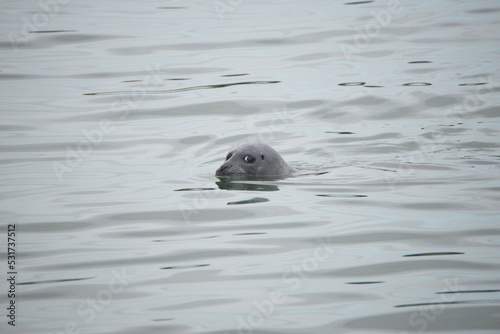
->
1 0 500 333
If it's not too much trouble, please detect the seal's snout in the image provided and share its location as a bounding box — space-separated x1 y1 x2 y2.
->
215 163 230 176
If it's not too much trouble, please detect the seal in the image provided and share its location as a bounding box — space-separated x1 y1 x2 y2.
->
215 143 296 180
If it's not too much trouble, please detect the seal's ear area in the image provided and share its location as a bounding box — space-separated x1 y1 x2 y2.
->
261 154 264 160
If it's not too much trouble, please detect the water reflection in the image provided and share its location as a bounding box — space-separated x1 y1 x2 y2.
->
227 197 270 205
403 252 465 257
160 264 210 270
339 82 366 86
84 80 280 96
345 1 374 5
216 179 280 191
437 289 500 294
402 82 432 86
17 277 94 286
174 187 217 192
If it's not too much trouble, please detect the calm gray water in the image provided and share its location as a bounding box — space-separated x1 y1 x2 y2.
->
1 0 500 333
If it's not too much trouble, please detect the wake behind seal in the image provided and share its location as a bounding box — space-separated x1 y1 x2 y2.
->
215 143 296 180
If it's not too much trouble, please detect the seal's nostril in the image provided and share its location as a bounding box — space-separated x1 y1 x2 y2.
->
215 164 229 175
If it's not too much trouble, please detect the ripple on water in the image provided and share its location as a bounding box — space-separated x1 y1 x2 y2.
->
2 0 500 333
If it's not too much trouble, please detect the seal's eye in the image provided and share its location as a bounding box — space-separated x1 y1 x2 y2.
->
244 155 255 163
225 152 233 161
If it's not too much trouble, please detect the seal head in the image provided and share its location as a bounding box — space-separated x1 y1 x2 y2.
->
215 143 295 180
